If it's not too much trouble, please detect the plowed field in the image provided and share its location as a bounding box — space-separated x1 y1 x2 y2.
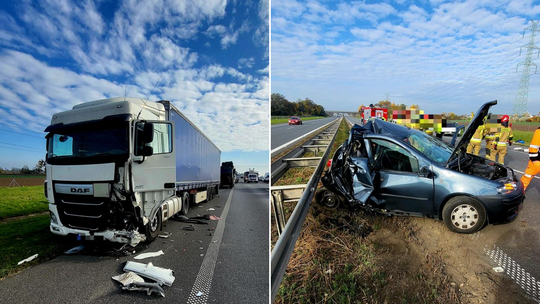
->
0 176 45 187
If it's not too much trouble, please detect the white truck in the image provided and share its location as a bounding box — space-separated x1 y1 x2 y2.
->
44 97 221 244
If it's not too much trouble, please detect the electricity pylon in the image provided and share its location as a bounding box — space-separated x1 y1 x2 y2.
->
513 19 540 119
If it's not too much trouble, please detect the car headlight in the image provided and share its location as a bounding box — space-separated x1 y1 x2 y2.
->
497 182 518 194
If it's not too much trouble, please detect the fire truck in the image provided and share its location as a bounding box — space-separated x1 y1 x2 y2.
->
361 106 388 121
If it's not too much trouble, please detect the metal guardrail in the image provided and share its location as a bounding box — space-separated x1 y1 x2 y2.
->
270 118 341 302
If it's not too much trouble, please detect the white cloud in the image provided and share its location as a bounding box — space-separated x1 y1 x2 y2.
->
272 0 540 115
238 57 255 69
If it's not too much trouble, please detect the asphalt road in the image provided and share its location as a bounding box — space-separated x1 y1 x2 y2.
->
271 117 337 150
344 115 540 297
0 181 269 304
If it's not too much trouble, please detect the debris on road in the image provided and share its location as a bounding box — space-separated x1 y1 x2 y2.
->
112 271 145 286
209 215 220 220
17 254 38 265
174 215 209 225
64 245 85 255
124 261 175 286
206 208 215 211
134 250 165 260
493 267 504 273
158 232 171 238
129 231 146 247
182 226 195 231
196 291 204 296
122 281 165 297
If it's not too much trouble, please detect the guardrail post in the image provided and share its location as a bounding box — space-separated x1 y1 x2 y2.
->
271 190 286 235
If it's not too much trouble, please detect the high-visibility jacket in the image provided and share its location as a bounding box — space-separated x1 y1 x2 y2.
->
470 125 486 143
495 127 513 147
529 128 540 162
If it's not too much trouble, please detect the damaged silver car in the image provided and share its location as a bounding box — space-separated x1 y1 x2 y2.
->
318 101 524 233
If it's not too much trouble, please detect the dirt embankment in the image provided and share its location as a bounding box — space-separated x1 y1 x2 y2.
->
384 217 534 303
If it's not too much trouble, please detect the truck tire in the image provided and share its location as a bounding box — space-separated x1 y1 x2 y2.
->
215 185 219 195
145 210 162 242
442 196 486 234
180 192 190 215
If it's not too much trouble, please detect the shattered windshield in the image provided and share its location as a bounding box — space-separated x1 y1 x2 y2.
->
47 122 129 164
405 132 453 164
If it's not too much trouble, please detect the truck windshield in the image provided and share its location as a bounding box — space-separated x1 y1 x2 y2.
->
47 123 129 165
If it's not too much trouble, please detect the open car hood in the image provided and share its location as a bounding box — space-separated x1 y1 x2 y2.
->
447 100 497 165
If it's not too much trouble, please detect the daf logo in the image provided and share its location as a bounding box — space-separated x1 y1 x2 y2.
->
71 188 90 193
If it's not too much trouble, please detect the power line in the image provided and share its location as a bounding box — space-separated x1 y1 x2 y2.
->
513 19 540 118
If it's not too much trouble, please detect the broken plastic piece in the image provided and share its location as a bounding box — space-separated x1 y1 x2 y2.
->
124 261 175 286
196 291 204 296
17 254 38 265
209 215 220 220
159 232 171 238
493 267 504 273
123 281 165 297
129 231 146 247
64 245 85 255
205 208 215 211
134 250 165 260
112 271 145 286
182 226 195 231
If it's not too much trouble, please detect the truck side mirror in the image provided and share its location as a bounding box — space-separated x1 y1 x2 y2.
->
141 146 153 157
141 123 154 143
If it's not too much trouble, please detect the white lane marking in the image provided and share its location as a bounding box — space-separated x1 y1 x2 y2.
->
512 169 540 180
187 189 234 304
485 245 540 302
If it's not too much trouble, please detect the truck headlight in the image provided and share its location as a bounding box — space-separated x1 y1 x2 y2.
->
50 211 58 224
44 181 48 199
497 182 517 194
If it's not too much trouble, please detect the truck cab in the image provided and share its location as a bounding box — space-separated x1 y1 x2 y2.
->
45 97 220 244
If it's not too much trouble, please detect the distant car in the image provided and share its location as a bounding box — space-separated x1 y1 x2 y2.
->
317 100 524 234
264 173 269 183
288 116 302 125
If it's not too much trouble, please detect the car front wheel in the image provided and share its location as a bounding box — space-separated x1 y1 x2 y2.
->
442 196 486 234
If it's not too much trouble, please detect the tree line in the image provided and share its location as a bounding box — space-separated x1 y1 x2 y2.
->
271 93 327 117
0 159 46 175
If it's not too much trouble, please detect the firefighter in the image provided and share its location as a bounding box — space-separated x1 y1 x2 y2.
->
466 117 487 156
484 132 496 158
521 127 540 191
490 115 513 164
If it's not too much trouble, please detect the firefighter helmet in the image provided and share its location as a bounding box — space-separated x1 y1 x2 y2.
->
501 115 509 123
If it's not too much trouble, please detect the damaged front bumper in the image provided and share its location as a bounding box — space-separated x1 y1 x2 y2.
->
49 203 146 246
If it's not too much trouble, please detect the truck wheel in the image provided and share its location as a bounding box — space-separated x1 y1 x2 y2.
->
442 196 486 234
180 192 190 215
145 210 162 242
215 185 219 195
230 181 234 188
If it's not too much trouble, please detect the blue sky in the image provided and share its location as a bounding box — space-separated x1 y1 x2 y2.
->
0 0 269 173
272 0 540 116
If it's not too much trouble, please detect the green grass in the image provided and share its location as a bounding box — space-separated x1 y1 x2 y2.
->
271 116 326 125
0 186 48 219
512 130 534 145
0 214 76 278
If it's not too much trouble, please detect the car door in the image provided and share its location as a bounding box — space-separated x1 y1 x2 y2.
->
368 138 435 215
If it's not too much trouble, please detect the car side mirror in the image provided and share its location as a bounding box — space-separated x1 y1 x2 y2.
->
419 166 433 178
